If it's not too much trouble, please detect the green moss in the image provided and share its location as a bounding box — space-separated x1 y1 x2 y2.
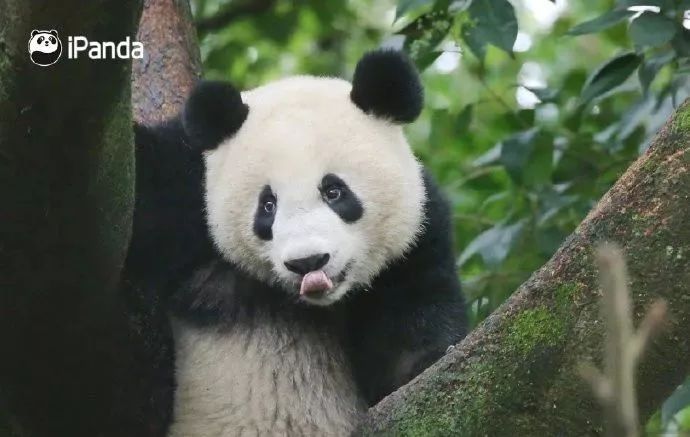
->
673 103 690 134
506 307 566 355
382 361 501 436
372 305 572 436
554 282 578 311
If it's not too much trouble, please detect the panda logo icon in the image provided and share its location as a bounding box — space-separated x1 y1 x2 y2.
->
28 30 62 67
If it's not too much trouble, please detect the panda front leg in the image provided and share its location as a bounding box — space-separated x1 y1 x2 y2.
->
347 171 468 405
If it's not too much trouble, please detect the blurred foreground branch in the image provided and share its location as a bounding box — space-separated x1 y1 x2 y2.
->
578 244 667 437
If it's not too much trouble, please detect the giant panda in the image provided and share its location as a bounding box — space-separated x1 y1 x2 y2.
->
127 49 467 436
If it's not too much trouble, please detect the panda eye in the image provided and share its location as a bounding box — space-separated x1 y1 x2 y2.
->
262 198 276 214
49 37 56 43
323 186 342 203
37 36 44 43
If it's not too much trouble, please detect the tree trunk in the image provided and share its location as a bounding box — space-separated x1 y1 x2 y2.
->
359 100 690 435
0 1 141 435
132 0 201 125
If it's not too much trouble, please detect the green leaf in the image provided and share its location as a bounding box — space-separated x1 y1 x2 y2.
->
580 52 641 103
400 9 452 61
498 127 553 187
567 9 635 36
672 28 690 57
629 11 677 47
615 95 654 140
462 0 518 58
525 86 559 103
537 189 578 225
458 219 528 267
500 128 539 183
674 407 690 435
472 143 502 167
395 0 434 20
462 23 487 59
455 104 473 134
638 50 675 92
662 379 690 426
536 226 566 256
524 133 554 188
645 410 663 436
676 406 690 432
414 50 443 70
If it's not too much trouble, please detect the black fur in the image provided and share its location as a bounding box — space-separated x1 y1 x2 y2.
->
182 80 249 151
253 185 276 241
124 73 465 434
117 119 217 436
350 49 423 123
348 170 467 404
320 173 364 223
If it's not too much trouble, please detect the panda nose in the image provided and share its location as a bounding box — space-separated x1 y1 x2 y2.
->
284 253 330 275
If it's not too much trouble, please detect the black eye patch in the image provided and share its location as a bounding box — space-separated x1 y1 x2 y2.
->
253 185 276 241
319 174 363 223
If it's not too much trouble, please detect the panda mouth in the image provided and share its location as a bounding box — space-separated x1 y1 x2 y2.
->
297 267 349 299
299 270 333 296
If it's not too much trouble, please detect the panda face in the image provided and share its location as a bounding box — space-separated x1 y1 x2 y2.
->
28 30 62 67
203 77 426 306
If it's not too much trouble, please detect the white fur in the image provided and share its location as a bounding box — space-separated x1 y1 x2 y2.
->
169 318 365 437
169 75 427 435
204 76 426 305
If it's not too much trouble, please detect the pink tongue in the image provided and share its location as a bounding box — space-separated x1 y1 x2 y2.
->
300 270 333 296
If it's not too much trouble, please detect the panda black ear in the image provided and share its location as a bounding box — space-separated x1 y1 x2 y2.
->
31 30 39 37
350 49 423 124
49 30 58 36
182 80 248 151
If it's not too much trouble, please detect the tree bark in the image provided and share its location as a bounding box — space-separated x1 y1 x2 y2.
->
359 100 690 435
0 1 141 435
132 0 201 125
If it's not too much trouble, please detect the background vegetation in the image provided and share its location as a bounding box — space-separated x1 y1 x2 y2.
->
190 0 690 433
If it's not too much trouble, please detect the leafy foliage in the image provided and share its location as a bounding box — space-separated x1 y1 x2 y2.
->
395 0 689 325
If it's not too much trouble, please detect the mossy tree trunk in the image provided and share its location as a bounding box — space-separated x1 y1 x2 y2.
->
0 0 201 435
359 101 690 435
0 1 140 435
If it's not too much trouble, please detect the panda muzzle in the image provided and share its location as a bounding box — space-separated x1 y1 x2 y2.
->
299 270 333 296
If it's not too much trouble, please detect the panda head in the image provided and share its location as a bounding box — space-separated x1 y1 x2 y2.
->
28 30 62 66
184 49 426 306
